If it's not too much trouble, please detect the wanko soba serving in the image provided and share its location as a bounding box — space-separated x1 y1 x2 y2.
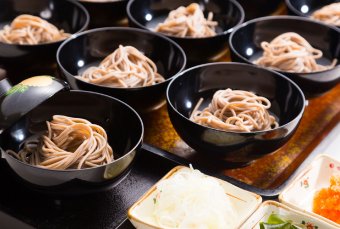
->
154 3 218 38
190 88 278 133
254 32 337 73
7 115 114 170
0 15 70 45
311 3 340 27
77 45 165 88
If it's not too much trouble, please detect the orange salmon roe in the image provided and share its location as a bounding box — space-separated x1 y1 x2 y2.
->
313 174 340 224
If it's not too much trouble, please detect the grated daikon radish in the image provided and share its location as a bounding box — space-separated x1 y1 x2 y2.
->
152 166 238 229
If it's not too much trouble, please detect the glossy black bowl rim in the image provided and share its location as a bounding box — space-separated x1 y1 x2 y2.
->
126 0 245 40
0 0 90 48
3 89 144 173
56 26 187 90
285 0 309 17
229 15 340 76
285 0 340 29
166 62 306 134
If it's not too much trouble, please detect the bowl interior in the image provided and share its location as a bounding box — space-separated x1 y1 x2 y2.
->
128 0 244 36
286 0 339 16
168 63 305 129
0 0 88 34
0 90 143 159
57 28 186 84
230 17 339 69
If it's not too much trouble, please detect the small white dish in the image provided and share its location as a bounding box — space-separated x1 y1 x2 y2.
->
241 200 338 229
279 154 340 227
128 166 262 229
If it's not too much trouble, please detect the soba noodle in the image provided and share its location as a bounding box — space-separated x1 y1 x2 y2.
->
254 32 337 73
0 14 70 45
190 89 278 132
155 3 218 38
311 3 340 26
78 45 165 88
7 115 114 170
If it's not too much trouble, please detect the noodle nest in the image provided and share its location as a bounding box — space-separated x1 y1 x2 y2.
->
0 14 70 45
190 89 278 132
155 3 218 38
7 115 114 170
311 3 340 26
78 45 165 88
254 32 337 73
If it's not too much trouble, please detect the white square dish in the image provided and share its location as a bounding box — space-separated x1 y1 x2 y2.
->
279 154 340 227
241 200 338 229
128 166 262 229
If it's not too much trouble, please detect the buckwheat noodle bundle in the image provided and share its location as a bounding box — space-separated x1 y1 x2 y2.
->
0 14 70 45
7 115 114 170
254 32 337 73
190 89 278 132
155 3 218 38
78 45 165 88
311 3 340 26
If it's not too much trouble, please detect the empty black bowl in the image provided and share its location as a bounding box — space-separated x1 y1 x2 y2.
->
78 0 128 28
0 90 143 190
229 16 340 97
286 0 340 27
238 0 283 20
127 0 244 66
57 27 186 113
0 0 89 84
166 63 305 164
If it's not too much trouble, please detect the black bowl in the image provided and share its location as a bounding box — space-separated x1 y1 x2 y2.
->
57 27 186 113
166 63 305 164
0 0 89 84
286 0 340 27
0 90 143 190
127 0 244 66
229 16 340 97
238 0 283 20
78 0 128 28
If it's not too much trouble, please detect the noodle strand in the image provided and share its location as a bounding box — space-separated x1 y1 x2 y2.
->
7 115 114 170
0 15 70 45
311 3 340 26
78 45 165 88
254 32 337 73
155 3 218 38
190 89 278 132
